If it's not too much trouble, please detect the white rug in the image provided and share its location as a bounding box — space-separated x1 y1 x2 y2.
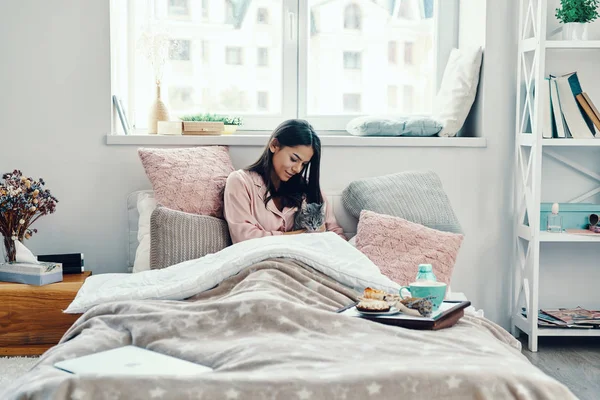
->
0 357 39 387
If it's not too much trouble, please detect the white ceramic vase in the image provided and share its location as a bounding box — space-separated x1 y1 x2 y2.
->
147 83 170 134
562 22 589 40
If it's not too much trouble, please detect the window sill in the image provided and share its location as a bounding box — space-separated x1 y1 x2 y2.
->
106 133 487 148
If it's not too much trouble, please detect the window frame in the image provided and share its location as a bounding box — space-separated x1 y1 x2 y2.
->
110 0 457 134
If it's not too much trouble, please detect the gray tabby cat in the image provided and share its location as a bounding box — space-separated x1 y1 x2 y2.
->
293 201 326 232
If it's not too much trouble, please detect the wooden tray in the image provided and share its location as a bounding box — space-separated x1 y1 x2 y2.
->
337 300 471 330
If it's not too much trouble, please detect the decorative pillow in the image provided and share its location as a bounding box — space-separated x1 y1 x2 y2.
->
138 146 234 218
346 116 442 137
150 206 232 270
342 170 463 234
132 191 158 273
433 46 483 137
355 210 463 285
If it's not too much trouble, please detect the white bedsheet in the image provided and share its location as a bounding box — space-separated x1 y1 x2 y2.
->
65 232 399 314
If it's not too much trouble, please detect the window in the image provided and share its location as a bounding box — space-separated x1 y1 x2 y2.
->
169 87 194 110
220 87 249 111
226 47 243 65
168 0 189 17
257 8 269 24
169 40 190 61
257 48 269 67
202 40 209 64
404 42 414 65
225 0 235 24
344 4 362 30
403 85 414 113
387 85 398 109
399 0 412 19
110 0 451 132
388 41 397 64
257 91 269 110
202 0 209 20
343 94 361 112
256 47 269 67
343 52 361 70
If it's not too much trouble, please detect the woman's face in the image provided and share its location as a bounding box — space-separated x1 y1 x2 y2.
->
269 140 314 183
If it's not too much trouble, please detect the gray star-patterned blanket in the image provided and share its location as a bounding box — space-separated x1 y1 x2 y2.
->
2 258 575 399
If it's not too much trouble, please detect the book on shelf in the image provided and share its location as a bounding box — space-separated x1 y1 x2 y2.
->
554 72 595 139
521 307 599 328
542 77 556 139
112 95 130 135
547 73 598 139
549 76 569 138
576 92 600 135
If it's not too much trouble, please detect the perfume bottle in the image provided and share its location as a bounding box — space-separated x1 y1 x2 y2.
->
546 203 563 233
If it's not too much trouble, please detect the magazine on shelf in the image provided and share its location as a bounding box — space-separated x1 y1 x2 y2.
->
542 307 600 326
521 308 594 329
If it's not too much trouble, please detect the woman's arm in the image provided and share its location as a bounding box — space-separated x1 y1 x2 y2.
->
322 194 346 240
224 172 285 244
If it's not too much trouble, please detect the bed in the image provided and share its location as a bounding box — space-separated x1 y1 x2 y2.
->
0 191 577 400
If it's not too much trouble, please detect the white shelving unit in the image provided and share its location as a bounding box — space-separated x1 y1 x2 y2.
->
513 0 600 352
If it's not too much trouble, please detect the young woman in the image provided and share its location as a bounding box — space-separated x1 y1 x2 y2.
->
223 119 345 244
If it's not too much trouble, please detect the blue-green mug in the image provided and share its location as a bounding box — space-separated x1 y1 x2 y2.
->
400 281 447 311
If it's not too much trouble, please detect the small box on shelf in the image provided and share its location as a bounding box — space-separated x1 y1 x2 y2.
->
182 121 224 135
157 121 183 135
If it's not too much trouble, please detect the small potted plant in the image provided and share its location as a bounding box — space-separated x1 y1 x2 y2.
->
0 170 58 262
556 0 599 40
220 116 243 134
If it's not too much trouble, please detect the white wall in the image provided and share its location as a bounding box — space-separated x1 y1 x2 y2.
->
0 0 517 327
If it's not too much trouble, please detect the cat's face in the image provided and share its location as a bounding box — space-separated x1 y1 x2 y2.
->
295 202 326 232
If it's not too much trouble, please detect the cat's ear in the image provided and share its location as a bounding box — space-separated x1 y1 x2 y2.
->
320 201 326 214
301 200 307 212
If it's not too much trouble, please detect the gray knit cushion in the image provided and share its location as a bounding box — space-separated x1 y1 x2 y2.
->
150 206 232 270
341 171 463 234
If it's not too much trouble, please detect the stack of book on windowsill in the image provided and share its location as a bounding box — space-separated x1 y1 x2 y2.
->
541 72 600 139
522 307 600 329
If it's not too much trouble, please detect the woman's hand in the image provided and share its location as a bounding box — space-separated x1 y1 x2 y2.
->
284 229 307 235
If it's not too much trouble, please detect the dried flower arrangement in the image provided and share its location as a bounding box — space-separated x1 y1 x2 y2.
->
0 170 58 262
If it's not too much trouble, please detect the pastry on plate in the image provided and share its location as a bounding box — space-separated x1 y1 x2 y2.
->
362 287 387 301
356 298 391 312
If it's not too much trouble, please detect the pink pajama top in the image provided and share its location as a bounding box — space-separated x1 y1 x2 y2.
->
223 169 345 244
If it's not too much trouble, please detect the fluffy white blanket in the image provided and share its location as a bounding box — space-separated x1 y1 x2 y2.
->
65 232 399 314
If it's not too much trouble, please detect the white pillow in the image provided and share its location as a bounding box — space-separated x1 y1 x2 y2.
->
433 47 483 137
132 192 157 273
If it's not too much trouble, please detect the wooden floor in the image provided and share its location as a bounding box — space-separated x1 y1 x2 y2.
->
519 336 600 400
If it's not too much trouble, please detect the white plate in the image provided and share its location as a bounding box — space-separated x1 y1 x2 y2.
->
355 306 400 316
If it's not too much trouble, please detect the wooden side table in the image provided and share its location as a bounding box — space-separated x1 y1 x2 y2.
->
0 271 91 356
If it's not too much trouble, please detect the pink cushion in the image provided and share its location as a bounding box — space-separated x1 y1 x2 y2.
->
355 210 463 285
138 147 234 218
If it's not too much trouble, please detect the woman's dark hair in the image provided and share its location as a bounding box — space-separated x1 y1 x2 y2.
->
247 119 322 209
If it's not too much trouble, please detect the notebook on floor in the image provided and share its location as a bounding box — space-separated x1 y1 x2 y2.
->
54 345 212 376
